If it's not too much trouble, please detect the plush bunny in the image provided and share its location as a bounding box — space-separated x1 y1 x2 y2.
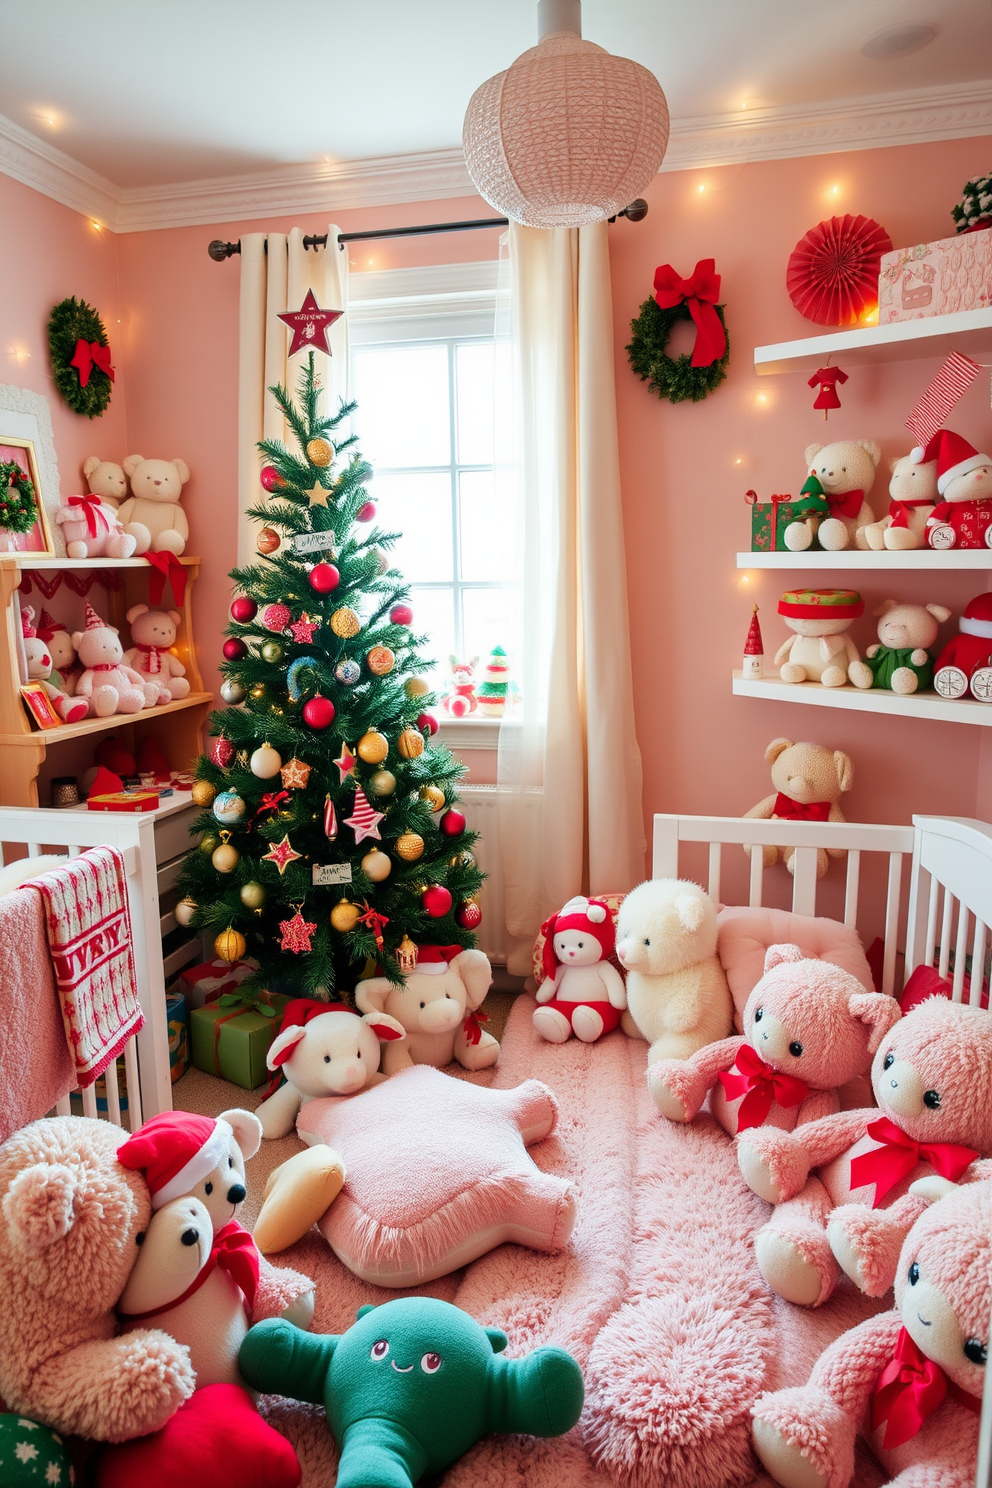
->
124 603 190 701
533 895 627 1043
743 737 854 880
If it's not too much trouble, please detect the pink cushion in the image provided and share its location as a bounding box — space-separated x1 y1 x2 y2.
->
296 1065 578 1287
717 906 873 1033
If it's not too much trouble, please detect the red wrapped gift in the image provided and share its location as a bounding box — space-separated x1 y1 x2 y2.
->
179 957 256 1011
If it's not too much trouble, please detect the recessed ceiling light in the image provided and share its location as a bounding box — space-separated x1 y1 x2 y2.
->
860 23 937 60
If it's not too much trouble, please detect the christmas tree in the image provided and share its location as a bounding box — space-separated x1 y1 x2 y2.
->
176 355 485 1001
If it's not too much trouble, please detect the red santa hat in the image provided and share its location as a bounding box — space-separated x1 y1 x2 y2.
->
959 592 992 640
117 1111 232 1210
912 429 992 495
540 896 615 982
412 944 463 976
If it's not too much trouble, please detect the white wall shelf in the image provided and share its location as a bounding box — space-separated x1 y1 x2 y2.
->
737 550 992 570
732 671 992 726
753 306 992 375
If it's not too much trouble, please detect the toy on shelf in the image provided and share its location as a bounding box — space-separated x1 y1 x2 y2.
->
743 737 854 879
934 593 992 702
919 430 992 550
742 605 764 678
775 588 872 690
54 491 136 560
865 601 951 695
441 655 479 716
863 451 939 551
239 1296 585 1488
73 603 158 716
355 945 500 1073
36 608 82 694
616 879 733 1064
477 645 511 717
533 896 627 1044
82 455 128 510
752 1177 990 1488
735 997 992 1307
118 456 190 556
124 604 190 701
21 607 88 724
783 440 880 553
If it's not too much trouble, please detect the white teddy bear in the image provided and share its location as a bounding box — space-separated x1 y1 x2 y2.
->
355 945 500 1073
863 453 938 551
775 587 873 689
784 439 880 553
82 455 128 511
124 603 190 702
119 455 190 555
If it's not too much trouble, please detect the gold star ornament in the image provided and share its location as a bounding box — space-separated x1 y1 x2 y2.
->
281 757 312 790
305 481 329 507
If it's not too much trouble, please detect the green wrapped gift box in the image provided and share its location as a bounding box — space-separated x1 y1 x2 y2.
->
748 493 824 552
190 990 290 1090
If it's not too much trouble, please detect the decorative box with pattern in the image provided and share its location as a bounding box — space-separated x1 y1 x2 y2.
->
879 231 992 323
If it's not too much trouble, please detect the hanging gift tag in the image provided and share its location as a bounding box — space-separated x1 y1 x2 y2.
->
313 863 353 887
934 665 969 699
293 530 336 555
970 666 992 702
928 524 956 550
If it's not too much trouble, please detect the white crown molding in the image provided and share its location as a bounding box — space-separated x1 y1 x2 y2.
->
1 79 990 234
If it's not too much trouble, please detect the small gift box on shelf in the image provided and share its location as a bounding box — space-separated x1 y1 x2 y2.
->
86 766 159 813
746 490 822 552
189 987 290 1090
165 988 189 1083
179 956 257 1012
879 231 992 323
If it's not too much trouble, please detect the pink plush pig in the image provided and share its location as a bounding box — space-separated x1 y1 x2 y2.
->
648 943 900 1135
736 997 992 1307
752 1175 991 1488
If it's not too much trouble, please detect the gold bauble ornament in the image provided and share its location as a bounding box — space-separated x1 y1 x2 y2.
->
174 897 197 928
370 768 396 797
261 640 284 664
362 847 392 882
397 727 425 760
395 832 425 862
199 833 220 856
330 899 360 933
450 849 477 870
331 606 361 639
256 526 281 555
250 743 282 779
239 881 266 910
404 676 430 699
192 779 217 808
306 437 334 468
211 831 239 873
357 729 389 764
420 784 445 812
214 927 247 964
367 645 394 676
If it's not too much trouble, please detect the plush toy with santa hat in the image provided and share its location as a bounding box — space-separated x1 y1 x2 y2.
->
934 593 992 701
920 429 992 549
533 896 627 1044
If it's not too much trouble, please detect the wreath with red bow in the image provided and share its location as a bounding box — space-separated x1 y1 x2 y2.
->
48 297 115 419
0 462 37 535
627 258 730 404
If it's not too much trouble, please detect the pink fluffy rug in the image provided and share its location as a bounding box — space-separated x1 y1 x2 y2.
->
258 996 887 1488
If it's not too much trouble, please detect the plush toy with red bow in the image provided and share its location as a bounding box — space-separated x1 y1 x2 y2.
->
736 997 992 1308
533 895 627 1044
355 945 499 1073
743 737 855 880
124 604 190 702
783 439 880 552
54 491 136 560
752 1174 991 1488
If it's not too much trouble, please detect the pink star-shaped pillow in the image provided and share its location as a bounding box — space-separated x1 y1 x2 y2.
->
295 1065 577 1286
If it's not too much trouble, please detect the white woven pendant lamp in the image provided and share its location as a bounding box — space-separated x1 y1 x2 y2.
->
463 0 669 229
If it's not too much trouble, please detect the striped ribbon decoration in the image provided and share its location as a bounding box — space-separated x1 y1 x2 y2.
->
906 352 981 447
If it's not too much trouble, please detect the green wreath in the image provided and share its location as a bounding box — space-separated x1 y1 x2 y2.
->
0 462 37 534
48 297 113 419
627 297 730 403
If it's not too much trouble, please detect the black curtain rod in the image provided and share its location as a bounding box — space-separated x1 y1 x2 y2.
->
207 200 648 261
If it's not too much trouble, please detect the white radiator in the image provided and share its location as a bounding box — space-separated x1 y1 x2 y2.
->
460 786 509 964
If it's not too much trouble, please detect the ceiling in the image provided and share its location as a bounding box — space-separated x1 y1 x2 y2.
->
0 0 988 191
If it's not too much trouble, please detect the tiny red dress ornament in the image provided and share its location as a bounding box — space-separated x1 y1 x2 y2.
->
455 899 483 930
422 884 453 918
308 562 340 595
417 711 439 735
302 695 336 729
209 735 234 768
261 602 292 632
787 215 893 326
259 466 285 492
440 808 466 837
223 638 247 662
356 501 376 523
230 596 257 623
390 602 414 626
808 365 848 418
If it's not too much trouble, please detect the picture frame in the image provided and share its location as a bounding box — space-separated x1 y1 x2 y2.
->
19 680 62 730
0 437 55 555
0 383 66 557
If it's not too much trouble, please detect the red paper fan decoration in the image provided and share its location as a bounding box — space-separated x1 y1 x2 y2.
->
786 215 893 327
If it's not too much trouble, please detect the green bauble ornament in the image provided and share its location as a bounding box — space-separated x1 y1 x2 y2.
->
369 768 396 797
261 640 284 664
240 881 267 910
199 833 220 856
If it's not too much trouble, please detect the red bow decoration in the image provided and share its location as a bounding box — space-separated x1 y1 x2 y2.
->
871 1327 981 1448
652 259 727 367
772 793 831 823
718 1043 810 1130
146 550 187 606
888 497 934 530
823 487 865 521
70 338 114 388
252 790 291 823
134 642 166 674
67 492 112 540
850 1116 980 1206
117 1219 259 1321
358 903 389 950
463 1009 490 1046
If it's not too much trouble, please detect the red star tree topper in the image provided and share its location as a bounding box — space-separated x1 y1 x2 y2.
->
277 289 343 358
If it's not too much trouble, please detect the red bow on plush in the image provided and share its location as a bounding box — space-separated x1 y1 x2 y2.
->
117 1219 259 1321
871 1327 981 1448
718 1043 810 1130
70 338 114 388
67 492 112 540
463 1009 490 1046
850 1116 979 1206
823 487 865 521
888 497 933 530
652 259 726 367
772 793 831 822
146 550 187 606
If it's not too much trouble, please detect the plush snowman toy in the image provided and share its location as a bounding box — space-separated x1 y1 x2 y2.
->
533 896 627 1044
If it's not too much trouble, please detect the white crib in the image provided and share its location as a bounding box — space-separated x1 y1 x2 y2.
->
0 806 173 1130
652 811 992 1488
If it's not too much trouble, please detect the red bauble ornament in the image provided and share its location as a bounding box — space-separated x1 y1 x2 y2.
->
223 638 247 661
259 465 285 492
356 501 376 522
417 711 439 735
439 808 466 837
786 215 893 327
422 884 453 918
230 596 257 623
308 562 340 595
302 695 336 730
209 736 234 768
390 602 414 626
455 900 483 930
261 602 291 632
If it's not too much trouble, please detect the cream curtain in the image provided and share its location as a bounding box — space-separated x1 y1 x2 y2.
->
497 220 645 976
237 226 349 566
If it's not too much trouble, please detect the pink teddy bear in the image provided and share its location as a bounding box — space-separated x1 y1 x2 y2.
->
752 1175 991 1488
736 996 992 1307
124 604 190 703
533 895 627 1044
72 601 159 717
648 943 900 1135
54 491 136 560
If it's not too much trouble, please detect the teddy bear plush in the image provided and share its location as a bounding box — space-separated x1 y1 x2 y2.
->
255 1001 407 1139
0 1115 195 1441
615 879 733 1064
116 1109 317 1388
355 945 500 1073
735 997 992 1307
864 600 951 695
863 453 939 551
123 604 190 702
20 607 88 723
533 895 628 1044
73 602 159 717
648 943 900 1135
82 455 129 511
54 491 136 561
743 737 854 880
775 588 873 689
35 607 82 694
118 456 190 556
751 1176 991 1488
783 439 880 553
918 429 992 550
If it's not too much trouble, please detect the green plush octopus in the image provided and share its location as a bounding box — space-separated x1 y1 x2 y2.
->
239 1296 584 1488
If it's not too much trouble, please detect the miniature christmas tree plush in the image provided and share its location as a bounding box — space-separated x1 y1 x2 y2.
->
176 355 484 1000
476 646 510 718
